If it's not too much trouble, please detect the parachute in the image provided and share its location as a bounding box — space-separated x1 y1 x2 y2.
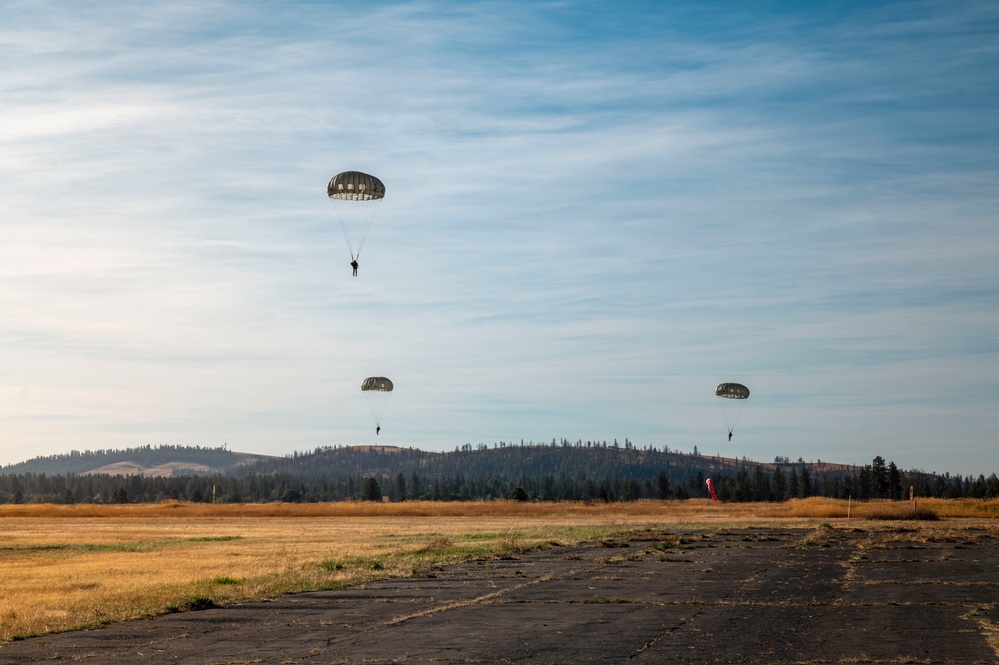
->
327 171 385 261
715 382 750 440
361 376 393 431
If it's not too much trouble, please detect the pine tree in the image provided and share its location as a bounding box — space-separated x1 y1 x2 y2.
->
799 467 812 498
752 465 769 502
655 470 670 500
888 462 902 500
361 477 382 502
771 467 786 502
871 456 889 498
787 468 799 500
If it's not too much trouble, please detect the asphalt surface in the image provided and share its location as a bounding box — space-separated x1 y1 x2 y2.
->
2 525 997 664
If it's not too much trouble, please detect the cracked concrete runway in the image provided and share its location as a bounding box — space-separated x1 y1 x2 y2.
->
2 525 997 664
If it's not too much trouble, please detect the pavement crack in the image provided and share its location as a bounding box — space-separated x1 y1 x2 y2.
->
384 575 554 626
624 603 708 662
384 558 612 626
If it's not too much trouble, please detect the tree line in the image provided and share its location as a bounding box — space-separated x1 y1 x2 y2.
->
0 444 996 504
0 444 247 476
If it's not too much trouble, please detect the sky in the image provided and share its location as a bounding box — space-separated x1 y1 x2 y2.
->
1 1 997 476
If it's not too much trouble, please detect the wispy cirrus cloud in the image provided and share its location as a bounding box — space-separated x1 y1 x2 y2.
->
0 0 997 474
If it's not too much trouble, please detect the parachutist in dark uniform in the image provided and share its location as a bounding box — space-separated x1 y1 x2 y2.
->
728 431 733 442
376 425 380 436
351 259 359 276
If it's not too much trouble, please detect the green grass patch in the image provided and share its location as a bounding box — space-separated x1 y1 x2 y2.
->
81 542 167 552
209 576 242 586
0 542 172 554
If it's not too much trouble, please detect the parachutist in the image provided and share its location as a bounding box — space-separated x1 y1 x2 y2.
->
728 431 732 442
376 425 380 436
329 171 385 271
351 259 359 276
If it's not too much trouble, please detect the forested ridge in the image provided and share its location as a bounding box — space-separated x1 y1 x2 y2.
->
0 444 262 476
1 441 996 504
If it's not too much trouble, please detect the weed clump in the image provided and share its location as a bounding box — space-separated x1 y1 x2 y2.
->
596 540 630 548
415 537 454 553
320 559 347 571
796 523 837 548
167 597 218 612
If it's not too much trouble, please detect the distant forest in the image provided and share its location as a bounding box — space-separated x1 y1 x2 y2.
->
0 444 247 476
2 441 997 505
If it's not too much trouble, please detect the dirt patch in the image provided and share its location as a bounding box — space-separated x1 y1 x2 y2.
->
1 526 996 664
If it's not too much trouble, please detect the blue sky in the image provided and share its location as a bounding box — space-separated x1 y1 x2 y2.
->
1 1 997 475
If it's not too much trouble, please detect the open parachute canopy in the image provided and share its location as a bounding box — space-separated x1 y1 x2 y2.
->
715 382 750 438
327 171 386 201
361 377 393 392
327 171 385 261
361 376 393 428
715 383 750 400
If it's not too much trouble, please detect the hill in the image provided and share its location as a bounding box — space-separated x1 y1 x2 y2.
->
1 445 276 477
1 441 993 504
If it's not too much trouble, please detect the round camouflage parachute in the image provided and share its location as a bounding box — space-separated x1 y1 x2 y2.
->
361 377 393 392
328 171 385 201
715 383 750 400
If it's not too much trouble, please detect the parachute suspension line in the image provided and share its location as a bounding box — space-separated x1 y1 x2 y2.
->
329 192 383 259
716 398 744 435
361 377 393 431
715 383 750 439
327 171 385 261
364 391 391 428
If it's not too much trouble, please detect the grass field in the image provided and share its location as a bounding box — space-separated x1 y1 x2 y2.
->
2 497 997 643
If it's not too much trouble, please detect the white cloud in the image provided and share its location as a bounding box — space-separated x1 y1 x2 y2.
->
0 0 997 475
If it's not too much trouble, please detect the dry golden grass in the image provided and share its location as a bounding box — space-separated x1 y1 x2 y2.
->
773 496 999 520
2 498 997 643
3 496 996 520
